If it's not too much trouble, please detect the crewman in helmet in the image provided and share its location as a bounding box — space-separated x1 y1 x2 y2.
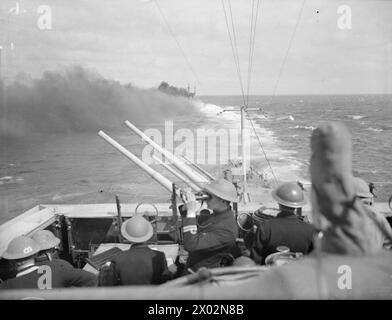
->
353 177 392 249
0 236 41 289
353 177 376 206
0 235 97 289
181 179 239 273
250 182 316 264
99 215 176 286
32 230 60 263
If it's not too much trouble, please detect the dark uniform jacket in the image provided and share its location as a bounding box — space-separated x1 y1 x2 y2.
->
102 245 172 286
252 211 316 264
0 259 97 289
182 208 238 273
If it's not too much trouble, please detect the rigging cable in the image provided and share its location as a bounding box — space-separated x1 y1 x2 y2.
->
227 0 246 104
249 1 280 184
268 0 306 106
243 0 279 184
152 0 201 85
245 109 279 186
222 0 279 184
221 0 246 106
246 0 260 108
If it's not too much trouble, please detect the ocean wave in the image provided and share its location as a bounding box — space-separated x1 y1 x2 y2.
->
347 115 366 120
0 176 24 185
51 192 90 201
21 159 45 165
17 170 35 174
0 163 20 169
289 125 316 131
194 101 223 114
277 115 295 121
380 125 392 131
366 127 383 132
0 176 13 181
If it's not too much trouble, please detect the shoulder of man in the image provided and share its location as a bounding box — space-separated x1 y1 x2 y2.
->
47 258 74 269
0 277 16 289
214 210 236 225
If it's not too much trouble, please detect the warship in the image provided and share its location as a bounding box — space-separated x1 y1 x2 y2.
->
1 1 391 300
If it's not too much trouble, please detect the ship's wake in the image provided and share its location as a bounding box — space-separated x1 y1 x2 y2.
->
193 100 309 185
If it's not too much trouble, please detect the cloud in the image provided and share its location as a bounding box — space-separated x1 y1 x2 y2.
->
1 0 391 94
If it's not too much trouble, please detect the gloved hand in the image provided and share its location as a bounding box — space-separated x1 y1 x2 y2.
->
168 264 178 274
182 190 199 218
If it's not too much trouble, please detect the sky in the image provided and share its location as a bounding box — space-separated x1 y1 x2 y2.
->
0 0 391 95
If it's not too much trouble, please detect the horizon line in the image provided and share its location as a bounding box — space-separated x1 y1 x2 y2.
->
197 93 392 97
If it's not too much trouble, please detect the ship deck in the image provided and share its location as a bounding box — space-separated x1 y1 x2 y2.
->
1 184 390 257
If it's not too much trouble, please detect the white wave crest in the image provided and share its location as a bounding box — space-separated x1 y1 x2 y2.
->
289 125 316 131
0 176 24 185
347 115 366 120
277 115 295 121
366 127 383 132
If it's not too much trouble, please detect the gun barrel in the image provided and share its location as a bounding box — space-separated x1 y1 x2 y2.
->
124 120 209 186
152 155 201 192
98 130 177 195
181 155 216 181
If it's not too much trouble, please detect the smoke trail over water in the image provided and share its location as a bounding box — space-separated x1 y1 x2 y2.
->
0 66 202 136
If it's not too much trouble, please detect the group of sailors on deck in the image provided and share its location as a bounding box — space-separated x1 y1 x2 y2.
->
1 171 390 290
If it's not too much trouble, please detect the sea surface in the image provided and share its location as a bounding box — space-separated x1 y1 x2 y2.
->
0 94 391 224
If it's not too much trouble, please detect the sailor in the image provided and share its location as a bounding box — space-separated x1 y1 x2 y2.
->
99 215 176 286
353 177 392 249
0 236 97 289
181 179 239 273
0 236 40 290
31 230 60 263
250 182 316 264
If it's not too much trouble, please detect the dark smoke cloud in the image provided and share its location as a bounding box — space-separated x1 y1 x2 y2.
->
0 66 202 136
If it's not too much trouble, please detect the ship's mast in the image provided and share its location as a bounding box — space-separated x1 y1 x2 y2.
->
241 106 247 201
218 106 262 203
0 45 5 130
0 46 2 80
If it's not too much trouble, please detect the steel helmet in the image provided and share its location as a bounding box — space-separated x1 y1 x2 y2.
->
232 256 256 267
202 179 238 203
236 212 254 232
2 236 41 260
121 216 154 243
32 230 60 251
353 177 373 198
272 182 307 208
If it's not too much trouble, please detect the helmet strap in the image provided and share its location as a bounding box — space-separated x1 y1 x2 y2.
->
295 207 303 217
45 252 53 262
220 200 231 212
14 257 36 271
279 204 296 213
